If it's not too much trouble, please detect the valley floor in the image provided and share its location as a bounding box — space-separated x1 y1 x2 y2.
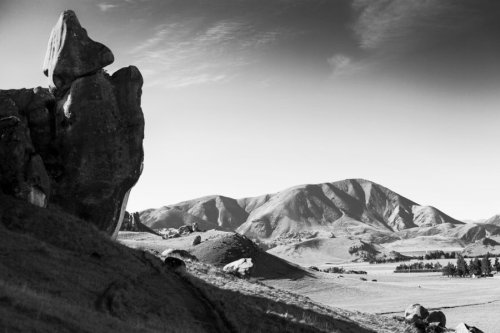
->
265 261 500 332
118 230 498 332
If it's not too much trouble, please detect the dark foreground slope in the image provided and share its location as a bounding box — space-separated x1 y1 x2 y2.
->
0 194 407 332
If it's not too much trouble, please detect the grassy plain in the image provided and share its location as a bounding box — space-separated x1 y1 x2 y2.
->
266 260 500 332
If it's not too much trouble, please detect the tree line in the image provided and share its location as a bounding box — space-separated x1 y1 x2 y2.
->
442 253 500 277
424 250 456 260
394 261 443 273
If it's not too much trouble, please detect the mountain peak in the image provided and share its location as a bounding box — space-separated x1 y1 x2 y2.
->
140 178 464 243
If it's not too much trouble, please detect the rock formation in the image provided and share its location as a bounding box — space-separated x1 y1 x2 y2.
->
0 10 144 238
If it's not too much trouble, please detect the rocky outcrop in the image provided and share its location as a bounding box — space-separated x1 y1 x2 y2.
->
0 88 54 208
0 10 144 237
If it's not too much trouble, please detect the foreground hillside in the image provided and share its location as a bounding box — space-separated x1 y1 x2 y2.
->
0 194 410 332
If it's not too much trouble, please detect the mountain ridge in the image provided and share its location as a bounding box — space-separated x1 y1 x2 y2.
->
139 178 469 244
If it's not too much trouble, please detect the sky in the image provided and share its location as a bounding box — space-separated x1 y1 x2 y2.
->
1 0 499 220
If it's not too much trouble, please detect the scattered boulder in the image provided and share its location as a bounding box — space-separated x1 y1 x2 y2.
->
405 304 429 325
455 323 484 333
223 258 254 278
309 266 319 271
178 225 193 235
426 311 446 328
163 257 186 273
192 235 201 245
425 322 444 333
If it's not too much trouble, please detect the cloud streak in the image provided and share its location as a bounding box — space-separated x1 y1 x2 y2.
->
97 2 118 12
327 0 500 86
130 18 286 88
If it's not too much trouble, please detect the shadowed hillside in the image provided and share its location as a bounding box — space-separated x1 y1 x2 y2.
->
0 194 409 332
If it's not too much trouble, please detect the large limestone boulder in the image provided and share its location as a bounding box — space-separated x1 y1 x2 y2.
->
43 10 114 94
223 258 254 277
404 303 429 325
50 68 144 236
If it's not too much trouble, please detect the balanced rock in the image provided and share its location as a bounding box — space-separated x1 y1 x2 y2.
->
223 258 254 278
43 10 114 94
43 15 144 237
404 304 429 325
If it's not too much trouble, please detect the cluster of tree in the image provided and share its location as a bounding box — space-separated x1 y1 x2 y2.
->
317 266 368 275
348 243 373 255
442 253 500 277
394 261 443 273
424 250 457 260
370 256 423 264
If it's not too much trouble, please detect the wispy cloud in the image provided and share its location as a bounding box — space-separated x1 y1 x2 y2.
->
130 19 286 88
328 54 353 76
329 0 500 84
97 2 119 12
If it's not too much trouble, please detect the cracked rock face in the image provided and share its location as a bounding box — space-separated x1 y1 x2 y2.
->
0 10 144 238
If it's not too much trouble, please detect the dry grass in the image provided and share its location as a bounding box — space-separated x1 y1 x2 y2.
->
184 260 409 333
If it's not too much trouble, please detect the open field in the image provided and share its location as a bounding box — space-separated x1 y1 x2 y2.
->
266 260 500 332
119 232 499 331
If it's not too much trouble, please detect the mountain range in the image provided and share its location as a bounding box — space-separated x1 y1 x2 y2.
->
139 179 500 260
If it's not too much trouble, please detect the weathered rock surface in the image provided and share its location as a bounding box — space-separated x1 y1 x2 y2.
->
426 311 446 328
0 88 53 207
405 304 429 325
164 256 186 273
50 67 144 236
223 258 254 277
0 10 144 237
43 10 114 94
